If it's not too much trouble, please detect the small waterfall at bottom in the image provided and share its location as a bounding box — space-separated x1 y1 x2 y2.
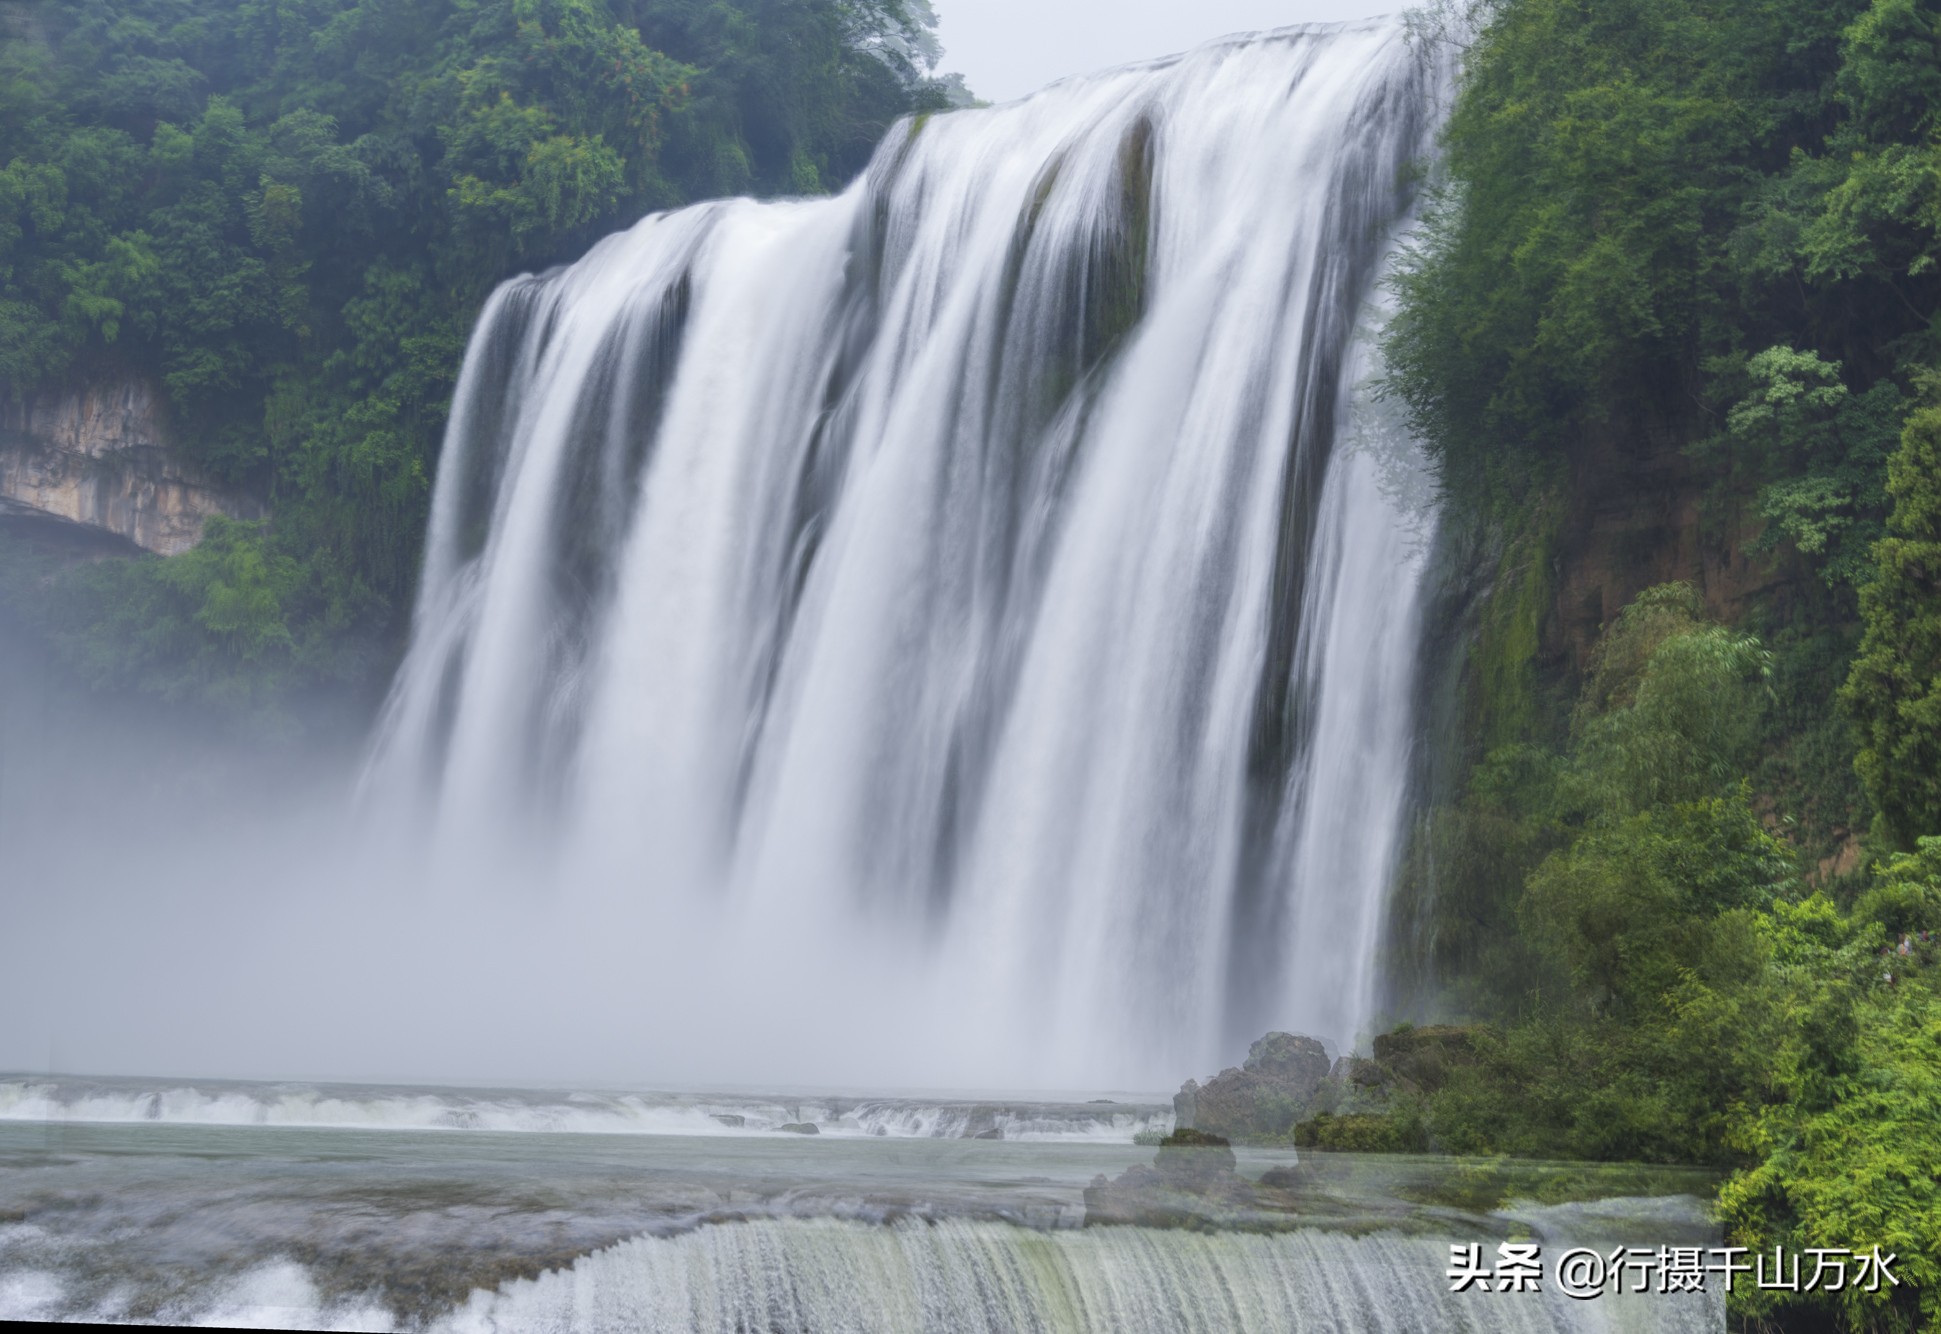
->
366 18 1447 1090
432 1216 1720 1334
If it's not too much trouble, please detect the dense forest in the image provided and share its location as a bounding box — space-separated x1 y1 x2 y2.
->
0 0 961 724
3 0 1939 1328
1377 0 1939 1327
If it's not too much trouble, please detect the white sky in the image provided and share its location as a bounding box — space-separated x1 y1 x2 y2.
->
933 0 1390 105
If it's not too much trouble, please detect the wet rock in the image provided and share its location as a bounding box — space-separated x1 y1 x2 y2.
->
1172 1078 1198 1130
1188 1032 1332 1142
972 1127 1003 1141
712 1114 746 1128
777 1122 819 1135
1244 1033 1332 1084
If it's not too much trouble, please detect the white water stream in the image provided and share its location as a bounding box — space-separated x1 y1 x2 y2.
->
363 19 1447 1089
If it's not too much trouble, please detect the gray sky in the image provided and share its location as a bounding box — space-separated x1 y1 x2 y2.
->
933 0 1390 105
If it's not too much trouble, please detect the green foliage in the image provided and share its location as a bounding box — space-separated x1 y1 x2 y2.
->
1397 577 1941 1319
1712 345 1904 591
1720 979 1941 1333
1844 382 1941 847
1398 587 1794 1163
1855 837 1941 936
1388 0 1935 527
0 518 379 734
1388 0 1867 493
1293 1109 1429 1154
1522 794 1788 1010
0 0 956 696
1567 583 1772 813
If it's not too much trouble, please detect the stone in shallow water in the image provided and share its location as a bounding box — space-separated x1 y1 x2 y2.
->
778 1122 819 1135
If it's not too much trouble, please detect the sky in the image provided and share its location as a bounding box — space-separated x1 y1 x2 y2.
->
933 0 1390 105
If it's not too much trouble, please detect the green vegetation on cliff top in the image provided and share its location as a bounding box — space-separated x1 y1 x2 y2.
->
0 0 960 724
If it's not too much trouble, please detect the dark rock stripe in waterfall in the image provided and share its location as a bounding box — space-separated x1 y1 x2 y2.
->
1227 54 1443 1050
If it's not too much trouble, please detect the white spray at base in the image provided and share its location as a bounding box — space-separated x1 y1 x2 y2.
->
364 19 1448 1089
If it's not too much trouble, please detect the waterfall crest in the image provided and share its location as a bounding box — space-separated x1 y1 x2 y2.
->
365 19 1449 1087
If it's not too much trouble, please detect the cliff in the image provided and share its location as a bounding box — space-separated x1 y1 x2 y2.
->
0 380 263 555
1548 418 1784 672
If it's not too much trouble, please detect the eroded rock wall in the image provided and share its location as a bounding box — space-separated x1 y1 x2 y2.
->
0 380 263 554
1549 416 1782 672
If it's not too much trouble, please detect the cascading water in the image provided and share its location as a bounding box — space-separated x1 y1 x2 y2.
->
364 18 1448 1089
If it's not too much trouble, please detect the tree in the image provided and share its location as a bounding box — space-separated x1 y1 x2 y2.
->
1844 384 1941 846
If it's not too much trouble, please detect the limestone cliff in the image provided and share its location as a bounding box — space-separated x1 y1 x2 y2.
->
0 380 263 555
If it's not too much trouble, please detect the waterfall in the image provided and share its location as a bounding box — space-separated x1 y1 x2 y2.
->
433 1218 1721 1334
364 19 1449 1089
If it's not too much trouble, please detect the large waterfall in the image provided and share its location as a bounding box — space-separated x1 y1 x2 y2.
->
364 19 1447 1090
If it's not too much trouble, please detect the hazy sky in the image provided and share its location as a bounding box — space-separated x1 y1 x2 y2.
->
933 0 1389 105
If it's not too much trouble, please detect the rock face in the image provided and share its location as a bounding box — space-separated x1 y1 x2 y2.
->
0 380 263 555
1178 1032 1333 1142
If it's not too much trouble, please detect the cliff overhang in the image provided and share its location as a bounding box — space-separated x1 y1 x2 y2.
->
0 380 264 556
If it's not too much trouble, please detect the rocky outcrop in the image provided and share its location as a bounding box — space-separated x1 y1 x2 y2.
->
1174 1031 1332 1142
0 380 263 555
1172 1026 1485 1150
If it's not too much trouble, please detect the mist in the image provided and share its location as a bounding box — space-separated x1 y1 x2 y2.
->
1 20 1443 1101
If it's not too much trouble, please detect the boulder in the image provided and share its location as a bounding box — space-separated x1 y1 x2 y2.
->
1244 1032 1332 1084
712 1113 746 1128
778 1122 820 1135
1188 1032 1333 1142
1173 1079 1198 1130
